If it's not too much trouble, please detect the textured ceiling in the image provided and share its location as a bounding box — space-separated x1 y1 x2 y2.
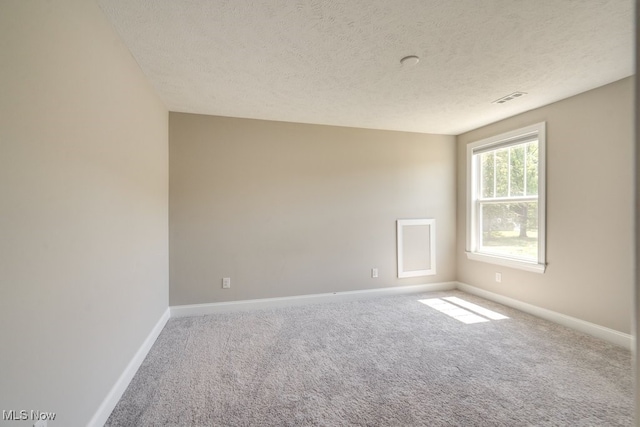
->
97 0 634 135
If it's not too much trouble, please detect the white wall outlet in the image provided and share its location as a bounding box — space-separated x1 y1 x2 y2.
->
371 268 378 278
495 272 502 283
222 277 231 289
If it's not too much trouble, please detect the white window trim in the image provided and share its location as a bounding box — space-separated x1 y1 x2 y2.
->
465 122 546 273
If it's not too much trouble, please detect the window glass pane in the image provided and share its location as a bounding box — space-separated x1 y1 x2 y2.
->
509 145 525 196
480 152 494 198
480 201 538 261
526 142 538 196
494 149 509 197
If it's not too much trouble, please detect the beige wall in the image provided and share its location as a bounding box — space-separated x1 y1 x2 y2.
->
170 113 456 305
0 1 168 426
456 77 634 334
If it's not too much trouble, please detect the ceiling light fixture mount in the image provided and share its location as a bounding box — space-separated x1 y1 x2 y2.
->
400 55 420 66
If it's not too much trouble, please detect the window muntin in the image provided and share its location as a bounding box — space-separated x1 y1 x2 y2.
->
466 123 546 273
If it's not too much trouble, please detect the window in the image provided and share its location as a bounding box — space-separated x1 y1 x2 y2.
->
466 122 546 273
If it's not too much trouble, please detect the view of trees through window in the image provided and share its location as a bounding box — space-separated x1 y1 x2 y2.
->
478 141 539 261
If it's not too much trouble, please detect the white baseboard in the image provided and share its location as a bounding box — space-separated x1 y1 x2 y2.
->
456 282 633 350
88 307 170 427
170 281 457 317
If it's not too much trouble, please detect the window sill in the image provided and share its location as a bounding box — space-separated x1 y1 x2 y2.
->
465 251 546 274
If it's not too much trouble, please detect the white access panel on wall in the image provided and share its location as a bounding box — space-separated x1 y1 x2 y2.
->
397 219 436 278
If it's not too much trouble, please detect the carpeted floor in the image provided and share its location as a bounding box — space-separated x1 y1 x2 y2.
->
106 290 632 426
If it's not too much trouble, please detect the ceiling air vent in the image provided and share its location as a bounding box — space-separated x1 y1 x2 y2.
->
492 92 527 104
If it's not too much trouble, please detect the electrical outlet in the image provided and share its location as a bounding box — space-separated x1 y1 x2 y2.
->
371 268 378 278
222 277 231 289
495 272 502 283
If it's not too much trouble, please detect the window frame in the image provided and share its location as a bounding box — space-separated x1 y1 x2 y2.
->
465 122 546 273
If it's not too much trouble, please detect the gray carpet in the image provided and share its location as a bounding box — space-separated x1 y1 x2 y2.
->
106 290 632 426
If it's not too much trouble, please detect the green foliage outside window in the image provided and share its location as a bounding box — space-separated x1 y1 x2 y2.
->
478 142 539 260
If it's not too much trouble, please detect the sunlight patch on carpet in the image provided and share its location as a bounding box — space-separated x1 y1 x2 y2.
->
443 296 509 320
418 298 489 324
